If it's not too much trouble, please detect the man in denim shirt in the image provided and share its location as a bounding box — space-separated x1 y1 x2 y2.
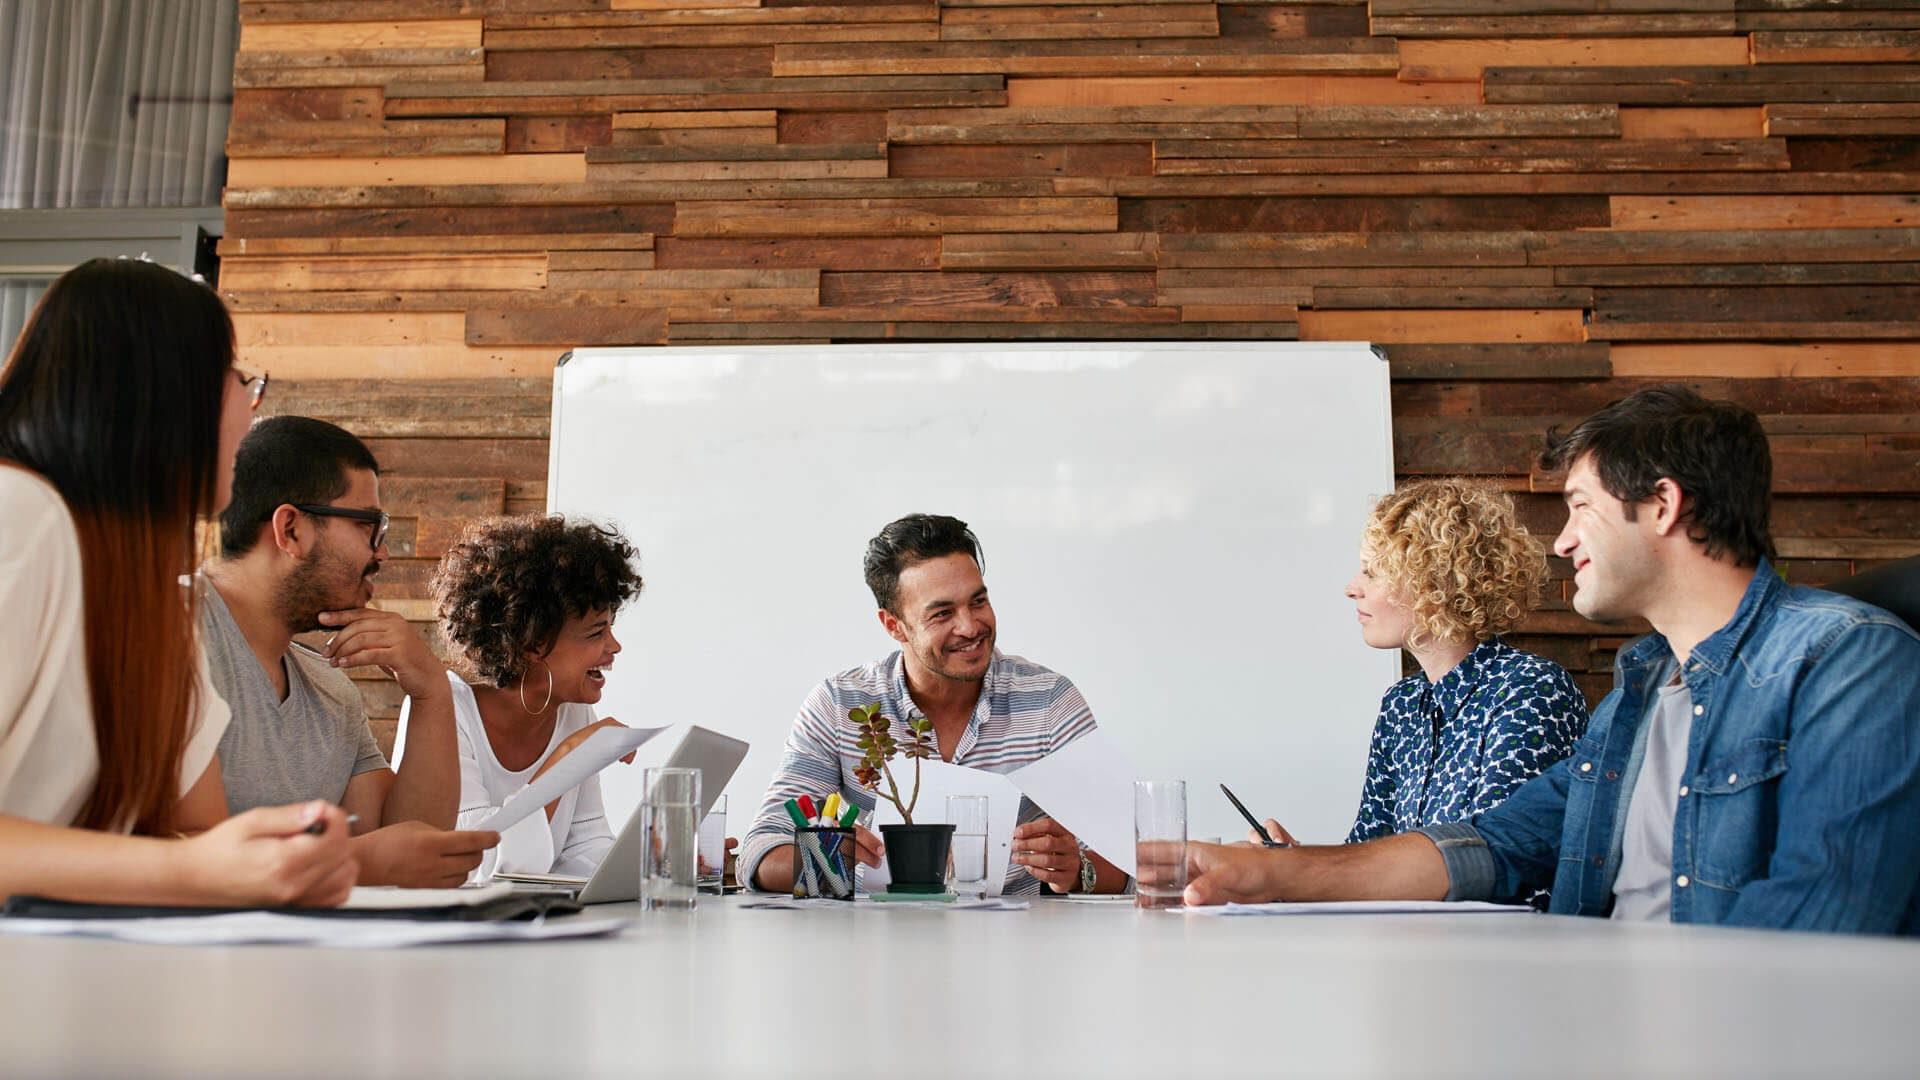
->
1187 386 1920 934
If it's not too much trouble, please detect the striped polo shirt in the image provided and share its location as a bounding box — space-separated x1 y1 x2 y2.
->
737 649 1098 895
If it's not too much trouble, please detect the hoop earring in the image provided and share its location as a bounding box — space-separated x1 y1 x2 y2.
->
518 658 554 715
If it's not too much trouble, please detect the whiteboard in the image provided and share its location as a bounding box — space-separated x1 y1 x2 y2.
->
548 342 1398 847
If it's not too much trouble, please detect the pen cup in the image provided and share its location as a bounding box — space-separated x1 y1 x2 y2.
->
792 827 856 901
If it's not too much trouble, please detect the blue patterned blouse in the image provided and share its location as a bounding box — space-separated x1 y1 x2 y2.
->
1348 638 1589 844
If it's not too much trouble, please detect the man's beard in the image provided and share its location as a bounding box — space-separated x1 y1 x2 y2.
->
277 551 373 633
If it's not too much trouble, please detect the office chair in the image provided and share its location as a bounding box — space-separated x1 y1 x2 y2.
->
1822 555 1920 633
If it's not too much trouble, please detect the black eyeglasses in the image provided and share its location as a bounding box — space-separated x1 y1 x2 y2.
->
235 366 270 411
292 504 390 551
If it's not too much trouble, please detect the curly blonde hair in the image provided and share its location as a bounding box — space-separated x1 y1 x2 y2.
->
1360 478 1548 648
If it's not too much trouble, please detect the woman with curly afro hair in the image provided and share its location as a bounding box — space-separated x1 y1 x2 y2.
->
394 515 643 878
1246 479 1590 856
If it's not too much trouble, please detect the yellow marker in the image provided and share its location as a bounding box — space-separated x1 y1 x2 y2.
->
822 792 841 823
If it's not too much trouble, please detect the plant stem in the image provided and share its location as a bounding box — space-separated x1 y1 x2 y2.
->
905 754 922 820
879 758 910 826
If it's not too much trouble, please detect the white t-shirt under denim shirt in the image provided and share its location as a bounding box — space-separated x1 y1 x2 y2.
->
0 467 228 826
394 670 614 879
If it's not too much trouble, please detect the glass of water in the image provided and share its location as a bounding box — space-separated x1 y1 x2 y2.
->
697 793 728 893
1134 780 1187 910
947 795 989 898
641 767 701 911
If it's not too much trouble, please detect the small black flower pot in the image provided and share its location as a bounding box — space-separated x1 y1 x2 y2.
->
879 823 955 894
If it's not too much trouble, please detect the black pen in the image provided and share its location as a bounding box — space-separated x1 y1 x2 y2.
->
304 812 360 836
1220 784 1287 848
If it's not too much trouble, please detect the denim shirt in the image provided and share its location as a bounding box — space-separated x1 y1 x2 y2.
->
1419 560 1920 935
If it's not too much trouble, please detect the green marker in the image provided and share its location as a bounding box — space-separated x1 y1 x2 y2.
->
784 798 810 829
838 802 859 828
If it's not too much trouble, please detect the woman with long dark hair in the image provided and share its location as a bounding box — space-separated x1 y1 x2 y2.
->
0 258 356 905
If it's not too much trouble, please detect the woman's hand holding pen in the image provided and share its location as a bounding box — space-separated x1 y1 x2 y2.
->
178 801 358 907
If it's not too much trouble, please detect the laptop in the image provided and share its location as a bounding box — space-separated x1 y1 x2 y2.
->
499 724 749 904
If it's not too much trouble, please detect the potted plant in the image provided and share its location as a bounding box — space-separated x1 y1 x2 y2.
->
851 703 954 894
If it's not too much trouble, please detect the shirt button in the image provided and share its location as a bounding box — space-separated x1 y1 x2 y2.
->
1590 856 1603 867
1693 705 1704 716
1676 875 1690 889
1728 773 1738 784
1605 770 1619 780
1679 785 1690 797
1580 762 1593 773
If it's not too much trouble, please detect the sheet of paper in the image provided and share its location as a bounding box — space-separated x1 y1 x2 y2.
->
340 883 517 910
475 724 665 833
1184 900 1536 917
861 760 1023 896
0 913 630 948
740 897 1029 912
1005 730 1140 877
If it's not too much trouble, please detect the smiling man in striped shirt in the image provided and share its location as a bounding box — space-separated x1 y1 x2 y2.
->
739 513 1129 896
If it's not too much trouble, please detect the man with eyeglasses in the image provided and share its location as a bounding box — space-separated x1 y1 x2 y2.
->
198 416 498 887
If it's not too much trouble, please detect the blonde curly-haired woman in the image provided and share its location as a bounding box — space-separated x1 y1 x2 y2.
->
1254 479 1589 848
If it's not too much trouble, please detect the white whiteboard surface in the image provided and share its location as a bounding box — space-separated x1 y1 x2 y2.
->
549 342 1398 848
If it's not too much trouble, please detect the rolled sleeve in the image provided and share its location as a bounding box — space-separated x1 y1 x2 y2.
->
1415 821 1499 902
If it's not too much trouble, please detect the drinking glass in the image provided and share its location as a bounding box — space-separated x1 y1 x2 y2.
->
947 795 990 898
697 793 728 893
1134 780 1187 910
640 767 701 911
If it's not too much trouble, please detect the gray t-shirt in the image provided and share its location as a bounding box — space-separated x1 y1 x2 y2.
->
197 578 387 813
1611 678 1695 922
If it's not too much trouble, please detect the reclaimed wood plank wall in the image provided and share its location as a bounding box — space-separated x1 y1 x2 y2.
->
224 0 1920 745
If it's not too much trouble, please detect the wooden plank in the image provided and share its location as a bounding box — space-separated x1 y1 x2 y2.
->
385 75 1009 114
1176 303 1301 322
1486 64 1920 104
1154 139 1786 175
263 378 550 439
1164 265 1557 286
1100 170 1920 197
1558 263 1920 286
1766 104 1920 136
1619 107 1766 138
611 128 780 147
1005 76 1487 107
505 115 613 152
653 236 940 270
1158 231 1537 267
239 19 482 52
890 104 1300 142
1119 195 1610 233
226 178 1069 209
219 233 653 256
466 306 668 345
234 47 483 71
1610 194 1920 228
648 304 1183 324
773 39 1400 78
891 143 1152 178
1396 37 1752 81
231 86 384 124
1376 14 1740 37
589 154 891 180
1751 30 1920 63
1161 285 1314 305
1610 343 1920 377
588 143 885 163
488 46 772 81
1529 226 1920 265
240 0 617 18
485 5 936 35
1382 342 1612 380
226 154 586 187
219 254 548 292
236 312 561 377
487 22 939 46
1312 286 1594 308
941 233 1158 270
779 111 888 143
226 118 507 157
1219 3 1371 40
1590 285 1920 340
940 5 1220 40
614 110 778 129
1294 104 1619 137
1299 308 1588 343
547 250 657 270
673 196 1117 236
233 63 486 89
820 270 1155 307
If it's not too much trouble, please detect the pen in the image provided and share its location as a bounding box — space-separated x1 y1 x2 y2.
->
303 812 360 836
1219 784 1286 848
784 798 810 830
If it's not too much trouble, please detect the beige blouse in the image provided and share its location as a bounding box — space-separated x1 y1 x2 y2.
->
0 467 228 829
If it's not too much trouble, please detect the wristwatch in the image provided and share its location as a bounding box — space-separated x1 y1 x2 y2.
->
1077 852 1097 894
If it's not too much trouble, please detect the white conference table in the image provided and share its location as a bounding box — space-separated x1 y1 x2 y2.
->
3 895 1917 1078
